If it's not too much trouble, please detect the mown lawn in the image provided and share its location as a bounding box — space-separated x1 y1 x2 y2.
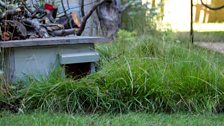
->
1 112 224 126
176 23 224 42
176 31 224 42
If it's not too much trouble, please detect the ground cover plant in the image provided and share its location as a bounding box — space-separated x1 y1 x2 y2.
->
1 30 222 114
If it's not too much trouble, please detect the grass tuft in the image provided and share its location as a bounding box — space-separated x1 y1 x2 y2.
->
5 30 224 114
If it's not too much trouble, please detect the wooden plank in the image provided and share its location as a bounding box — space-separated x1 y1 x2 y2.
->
0 36 110 48
59 52 99 64
3 48 15 82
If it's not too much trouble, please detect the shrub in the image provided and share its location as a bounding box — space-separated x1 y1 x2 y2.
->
121 1 162 34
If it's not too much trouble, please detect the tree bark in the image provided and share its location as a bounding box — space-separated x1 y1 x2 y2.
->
96 0 129 38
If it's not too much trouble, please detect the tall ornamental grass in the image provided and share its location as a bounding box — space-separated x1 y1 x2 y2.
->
17 30 224 113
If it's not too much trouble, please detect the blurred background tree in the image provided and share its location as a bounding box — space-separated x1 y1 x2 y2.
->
121 0 164 34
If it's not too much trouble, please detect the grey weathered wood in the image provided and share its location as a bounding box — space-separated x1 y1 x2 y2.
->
3 48 15 82
96 0 129 38
59 52 99 64
0 36 109 83
0 36 109 48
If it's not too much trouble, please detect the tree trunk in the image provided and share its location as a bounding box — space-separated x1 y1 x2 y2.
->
96 0 128 38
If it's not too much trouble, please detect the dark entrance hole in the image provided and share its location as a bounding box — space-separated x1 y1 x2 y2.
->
64 63 91 79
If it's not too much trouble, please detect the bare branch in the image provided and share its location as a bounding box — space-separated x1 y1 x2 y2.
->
51 28 78 36
24 19 49 38
0 8 22 19
119 3 130 13
81 0 85 17
76 0 111 36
